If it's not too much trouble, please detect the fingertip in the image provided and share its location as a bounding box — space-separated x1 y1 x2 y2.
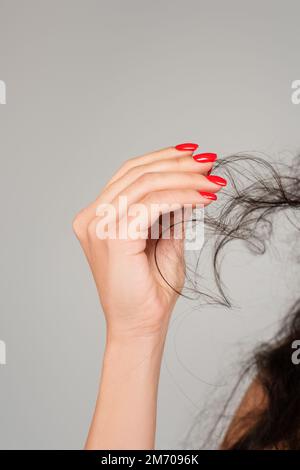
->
198 191 218 201
175 142 199 152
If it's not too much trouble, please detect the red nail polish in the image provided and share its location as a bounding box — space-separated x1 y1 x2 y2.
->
206 175 227 186
193 153 217 163
175 142 199 151
199 191 217 200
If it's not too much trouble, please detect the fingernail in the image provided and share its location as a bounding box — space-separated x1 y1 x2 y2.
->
199 191 217 200
193 153 217 163
206 175 227 186
175 142 199 151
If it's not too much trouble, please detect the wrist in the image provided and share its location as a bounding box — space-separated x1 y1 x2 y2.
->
105 330 167 357
103 329 167 377
105 313 170 345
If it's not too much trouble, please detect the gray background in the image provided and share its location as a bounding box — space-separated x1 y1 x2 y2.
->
0 0 299 449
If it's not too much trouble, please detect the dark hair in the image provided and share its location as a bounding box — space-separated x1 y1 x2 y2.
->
155 152 300 449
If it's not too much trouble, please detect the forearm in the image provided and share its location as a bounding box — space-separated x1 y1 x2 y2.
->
85 332 167 450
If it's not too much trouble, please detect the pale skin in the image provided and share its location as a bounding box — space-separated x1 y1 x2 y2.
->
73 145 258 449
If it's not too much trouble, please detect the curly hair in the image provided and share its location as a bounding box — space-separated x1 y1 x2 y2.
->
156 152 300 449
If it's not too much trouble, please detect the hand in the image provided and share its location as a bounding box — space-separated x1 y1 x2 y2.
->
73 144 225 341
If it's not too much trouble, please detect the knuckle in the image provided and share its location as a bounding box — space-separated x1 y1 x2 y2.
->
119 157 136 173
87 218 98 240
174 156 185 169
185 172 199 187
72 210 88 239
142 192 156 205
135 172 148 186
126 164 142 180
137 172 160 187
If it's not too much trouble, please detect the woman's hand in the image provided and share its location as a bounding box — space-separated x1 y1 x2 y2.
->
73 144 225 341
73 143 226 449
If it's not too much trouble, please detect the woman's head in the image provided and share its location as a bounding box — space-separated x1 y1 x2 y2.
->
156 152 300 449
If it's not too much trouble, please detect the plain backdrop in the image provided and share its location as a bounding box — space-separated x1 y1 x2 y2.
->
0 0 300 449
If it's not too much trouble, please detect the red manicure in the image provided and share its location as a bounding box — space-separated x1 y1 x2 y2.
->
206 175 227 186
175 142 199 151
199 191 217 200
193 153 217 163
